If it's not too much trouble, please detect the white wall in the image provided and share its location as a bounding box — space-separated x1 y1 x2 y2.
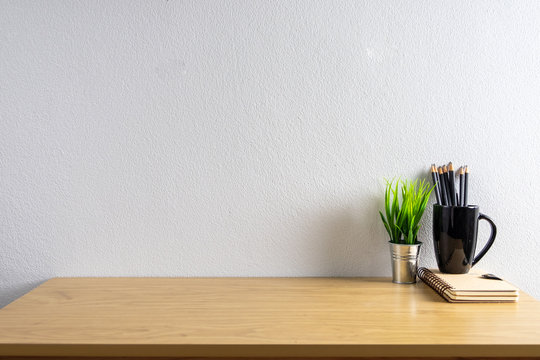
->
1 0 539 307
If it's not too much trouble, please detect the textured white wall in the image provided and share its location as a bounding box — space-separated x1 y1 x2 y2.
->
1 0 539 307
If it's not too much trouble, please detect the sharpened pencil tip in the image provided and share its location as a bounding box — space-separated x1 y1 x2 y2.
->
438 167 443 174
431 164 437 172
443 165 448 173
448 162 454 171
465 165 469 173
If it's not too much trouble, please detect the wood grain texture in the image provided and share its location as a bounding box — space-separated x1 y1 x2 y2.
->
0 277 539 357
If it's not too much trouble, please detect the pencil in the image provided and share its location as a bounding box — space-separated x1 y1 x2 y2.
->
458 167 464 206
443 165 453 206
448 162 456 206
431 164 441 205
464 165 469 206
439 166 448 206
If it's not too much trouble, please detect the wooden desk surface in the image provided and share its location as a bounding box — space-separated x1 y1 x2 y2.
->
0 277 539 358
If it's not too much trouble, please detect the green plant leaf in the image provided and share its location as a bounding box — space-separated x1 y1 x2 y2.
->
379 211 392 239
379 177 435 244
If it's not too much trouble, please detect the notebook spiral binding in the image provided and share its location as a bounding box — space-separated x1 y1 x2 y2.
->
417 267 453 297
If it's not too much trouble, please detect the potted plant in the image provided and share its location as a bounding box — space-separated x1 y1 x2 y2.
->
379 179 434 284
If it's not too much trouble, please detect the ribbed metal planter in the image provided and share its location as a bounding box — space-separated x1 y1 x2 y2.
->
389 241 422 284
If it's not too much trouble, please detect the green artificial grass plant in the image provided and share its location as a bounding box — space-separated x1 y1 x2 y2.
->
379 178 435 245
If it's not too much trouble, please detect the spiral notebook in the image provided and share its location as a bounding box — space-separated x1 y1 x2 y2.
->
417 267 519 303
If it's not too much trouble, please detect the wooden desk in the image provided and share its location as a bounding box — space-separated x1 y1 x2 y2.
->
0 277 539 359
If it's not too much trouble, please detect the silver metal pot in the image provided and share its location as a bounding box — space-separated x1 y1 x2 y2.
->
389 241 422 284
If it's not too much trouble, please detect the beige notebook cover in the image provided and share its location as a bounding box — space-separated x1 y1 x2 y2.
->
418 267 519 303
431 268 519 296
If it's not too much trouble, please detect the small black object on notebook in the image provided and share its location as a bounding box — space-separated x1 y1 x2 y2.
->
482 273 503 280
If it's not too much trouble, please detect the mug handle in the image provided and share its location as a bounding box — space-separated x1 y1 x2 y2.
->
472 213 497 266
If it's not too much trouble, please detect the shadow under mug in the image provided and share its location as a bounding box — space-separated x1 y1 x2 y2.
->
433 204 497 274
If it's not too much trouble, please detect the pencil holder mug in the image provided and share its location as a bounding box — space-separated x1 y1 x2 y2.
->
432 204 497 274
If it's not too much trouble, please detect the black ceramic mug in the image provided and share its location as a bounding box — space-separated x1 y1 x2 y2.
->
433 204 497 274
